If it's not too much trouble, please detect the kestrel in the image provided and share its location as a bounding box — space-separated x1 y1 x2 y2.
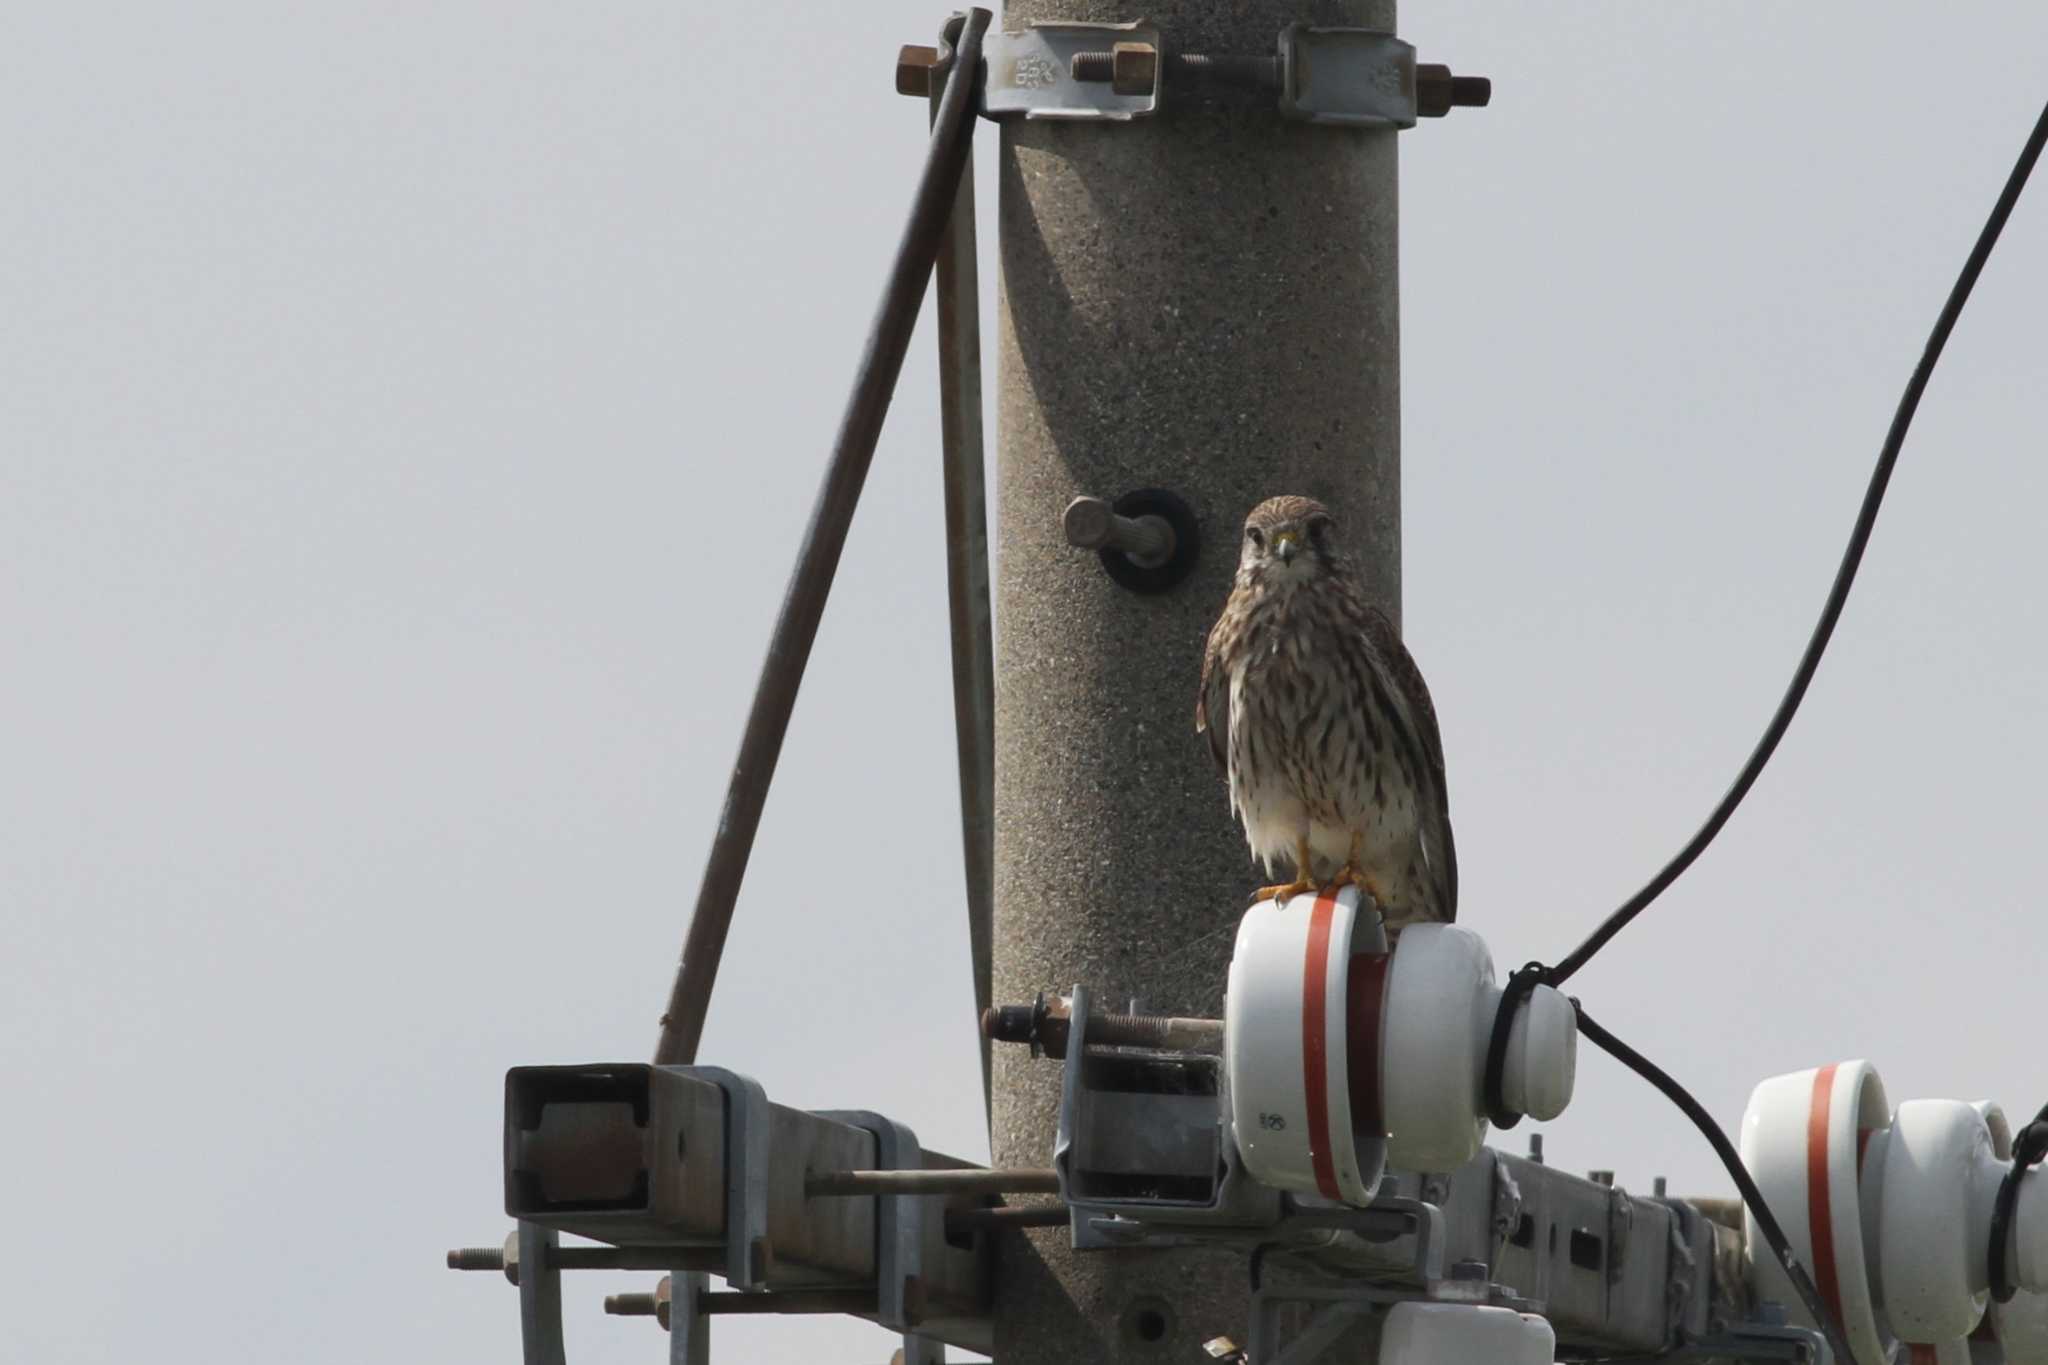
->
1196 495 1457 930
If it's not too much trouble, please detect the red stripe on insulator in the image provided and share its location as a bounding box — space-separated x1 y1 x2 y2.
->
1301 890 1340 1201
1807 1063 1848 1341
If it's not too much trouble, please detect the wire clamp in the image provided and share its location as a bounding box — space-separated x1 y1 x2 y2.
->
1481 962 1551 1130
1991 1105 2048 1303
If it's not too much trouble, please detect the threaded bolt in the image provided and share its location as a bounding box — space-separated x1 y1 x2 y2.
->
982 998 1222 1058
982 1003 1039 1045
1094 1011 1176 1047
1415 64 1492 118
446 1247 505 1272
606 1291 661 1317
1069 49 1280 93
1063 496 1175 569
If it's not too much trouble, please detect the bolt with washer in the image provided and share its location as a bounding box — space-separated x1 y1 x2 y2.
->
1064 496 1176 569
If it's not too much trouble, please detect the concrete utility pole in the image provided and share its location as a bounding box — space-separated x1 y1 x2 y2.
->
991 1 1402 1360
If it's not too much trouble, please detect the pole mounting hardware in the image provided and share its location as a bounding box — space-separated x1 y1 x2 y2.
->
896 19 1491 129
986 20 1164 121
1064 489 1201 595
1277 27 1488 129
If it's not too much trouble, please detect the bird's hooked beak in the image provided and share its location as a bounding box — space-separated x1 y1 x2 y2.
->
1272 530 1299 564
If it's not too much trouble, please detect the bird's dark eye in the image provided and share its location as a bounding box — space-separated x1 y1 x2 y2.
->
1246 526 1265 548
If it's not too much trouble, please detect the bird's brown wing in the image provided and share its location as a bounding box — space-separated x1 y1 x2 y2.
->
1196 600 1235 772
1363 605 1458 917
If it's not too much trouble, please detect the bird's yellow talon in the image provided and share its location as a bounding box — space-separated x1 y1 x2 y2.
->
1250 877 1318 905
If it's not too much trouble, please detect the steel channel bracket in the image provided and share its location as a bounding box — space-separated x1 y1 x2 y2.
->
1277 26 1417 128
672 1066 772 1291
816 1109 943 1363
518 1220 568 1365
981 20 1161 120
1260 1194 1450 1290
1053 983 1282 1249
1051 981 1093 1244
670 1270 709 1365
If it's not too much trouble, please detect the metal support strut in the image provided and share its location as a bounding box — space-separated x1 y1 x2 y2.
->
651 7 994 1068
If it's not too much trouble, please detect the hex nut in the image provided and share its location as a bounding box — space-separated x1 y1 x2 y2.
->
897 45 939 98
1110 41 1158 97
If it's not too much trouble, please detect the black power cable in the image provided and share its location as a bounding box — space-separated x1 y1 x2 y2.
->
1547 91 2048 990
1478 98 2048 1365
1489 88 2048 1134
1990 1103 2048 1303
1575 1005 1862 1365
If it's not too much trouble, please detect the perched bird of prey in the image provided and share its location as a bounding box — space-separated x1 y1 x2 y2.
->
1197 495 1457 930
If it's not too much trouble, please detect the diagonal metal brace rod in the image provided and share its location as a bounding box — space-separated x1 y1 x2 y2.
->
926 11 997 1137
653 7 995 1067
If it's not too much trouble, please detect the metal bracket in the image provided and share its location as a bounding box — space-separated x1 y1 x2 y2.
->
672 1066 773 1291
981 21 1162 120
1606 1180 1635 1286
517 1221 568 1365
816 1108 937 1360
1053 983 1281 1249
1277 27 1418 129
1489 1156 1524 1253
669 1270 709 1365
1266 1194 1450 1290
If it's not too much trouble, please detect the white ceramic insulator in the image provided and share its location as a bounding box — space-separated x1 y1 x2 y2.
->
1502 982 1576 1123
1382 925 1577 1171
1743 1076 2048 1360
1378 1302 1555 1365
1872 1099 1998 1341
1225 899 1579 1198
1871 1097 2048 1346
1381 924 1491 1172
1224 886 1387 1206
1740 1062 1893 1365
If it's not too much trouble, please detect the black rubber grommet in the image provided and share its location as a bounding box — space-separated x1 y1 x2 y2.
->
1100 487 1201 594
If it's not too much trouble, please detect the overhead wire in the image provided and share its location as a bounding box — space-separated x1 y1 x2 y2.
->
1489 91 2048 1365
1547 90 2048 989
1575 1005 1859 1365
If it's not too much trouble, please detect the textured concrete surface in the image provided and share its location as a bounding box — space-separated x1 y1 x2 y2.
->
990 1 1399 1361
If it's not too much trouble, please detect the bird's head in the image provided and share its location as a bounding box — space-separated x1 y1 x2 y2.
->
1238 494 1340 585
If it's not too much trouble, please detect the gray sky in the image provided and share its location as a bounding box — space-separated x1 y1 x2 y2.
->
5 4 2045 1361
